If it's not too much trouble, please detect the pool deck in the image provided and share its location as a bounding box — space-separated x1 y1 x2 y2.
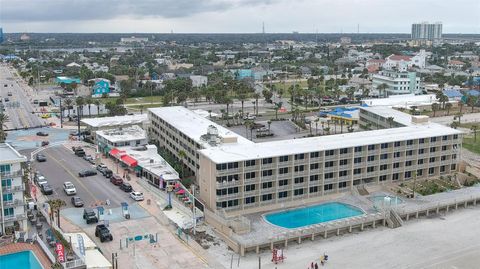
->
0 242 53 269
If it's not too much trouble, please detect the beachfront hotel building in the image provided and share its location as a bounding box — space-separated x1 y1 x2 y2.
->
0 143 28 234
148 106 462 216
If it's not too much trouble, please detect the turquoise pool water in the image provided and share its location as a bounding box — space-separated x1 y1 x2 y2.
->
370 195 403 207
0 251 43 269
265 202 364 229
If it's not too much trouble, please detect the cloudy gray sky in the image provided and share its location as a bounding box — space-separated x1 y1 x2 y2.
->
1 0 479 33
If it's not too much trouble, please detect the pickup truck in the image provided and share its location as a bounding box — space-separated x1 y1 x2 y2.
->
95 224 113 242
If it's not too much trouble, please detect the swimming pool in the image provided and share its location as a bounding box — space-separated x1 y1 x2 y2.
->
0 251 44 269
369 195 403 207
264 202 364 229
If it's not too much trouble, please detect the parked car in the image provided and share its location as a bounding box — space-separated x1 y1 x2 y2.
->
40 183 53 195
78 169 97 177
34 174 47 186
243 115 256 120
36 154 47 162
71 196 84 207
95 224 113 242
41 141 49 147
7 92 12 96
110 174 123 185
36 131 49 136
83 208 98 224
119 182 133 192
63 182 77 195
83 155 93 162
130 191 144 201
102 168 112 178
74 149 86 157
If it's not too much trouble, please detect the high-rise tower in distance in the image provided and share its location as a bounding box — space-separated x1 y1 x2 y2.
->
411 22 442 41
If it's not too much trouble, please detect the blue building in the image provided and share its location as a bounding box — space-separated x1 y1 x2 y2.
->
55 76 81 85
92 79 111 96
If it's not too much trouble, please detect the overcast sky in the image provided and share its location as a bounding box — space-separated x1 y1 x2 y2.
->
1 0 479 33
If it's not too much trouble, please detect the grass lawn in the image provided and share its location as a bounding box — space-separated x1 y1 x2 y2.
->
124 96 163 104
458 122 480 129
463 136 480 154
126 103 163 110
271 80 309 92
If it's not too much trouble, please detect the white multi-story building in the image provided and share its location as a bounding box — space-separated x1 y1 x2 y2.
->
0 143 28 234
96 125 148 154
383 50 427 70
372 70 422 96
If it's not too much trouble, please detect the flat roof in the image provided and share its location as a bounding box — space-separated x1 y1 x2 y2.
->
121 145 179 181
360 106 413 126
148 106 253 148
96 125 147 143
0 143 27 164
81 114 148 128
362 94 436 107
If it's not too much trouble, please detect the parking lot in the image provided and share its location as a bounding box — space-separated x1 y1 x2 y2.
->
33 145 135 209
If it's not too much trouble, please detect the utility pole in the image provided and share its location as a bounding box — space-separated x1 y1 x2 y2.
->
77 106 81 140
59 98 63 128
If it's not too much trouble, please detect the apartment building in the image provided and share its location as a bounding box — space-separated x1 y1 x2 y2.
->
412 22 442 41
372 70 422 96
197 107 461 216
96 125 148 154
148 106 253 175
0 143 28 234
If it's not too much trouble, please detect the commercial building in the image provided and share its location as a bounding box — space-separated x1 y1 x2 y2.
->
96 125 148 154
148 106 462 217
372 70 422 96
361 94 437 109
0 143 28 234
412 22 442 41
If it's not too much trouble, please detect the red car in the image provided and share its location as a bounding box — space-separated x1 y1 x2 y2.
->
110 174 123 186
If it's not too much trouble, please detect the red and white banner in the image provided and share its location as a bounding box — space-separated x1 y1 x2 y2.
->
55 243 65 263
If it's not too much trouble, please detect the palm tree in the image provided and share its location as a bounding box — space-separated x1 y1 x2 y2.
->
445 103 453 116
377 83 389 98
386 116 395 128
94 99 101 116
224 96 233 124
0 113 9 142
76 96 85 117
346 87 356 101
252 93 260 117
237 92 248 117
47 199 66 228
64 98 73 117
347 123 354 133
467 95 478 113
85 96 93 117
471 125 478 142
274 102 282 120
431 103 440 117
244 120 254 140
314 118 319 135
459 101 464 114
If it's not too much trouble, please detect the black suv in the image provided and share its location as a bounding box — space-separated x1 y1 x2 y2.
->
119 182 133 192
36 154 47 162
83 208 99 224
79 169 97 177
95 224 113 242
40 183 53 195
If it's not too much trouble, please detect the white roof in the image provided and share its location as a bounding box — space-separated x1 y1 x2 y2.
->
360 106 413 126
148 106 253 148
82 114 148 128
122 145 179 181
362 94 437 108
66 232 112 268
0 143 27 164
96 125 147 143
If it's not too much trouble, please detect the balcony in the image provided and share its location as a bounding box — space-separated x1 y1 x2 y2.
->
0 170 23 178
216 180 241 188
0 213 26 222
277 184 291 191
243 165 259 171
243 190 259 196
216 167 240 175
216 192 241 201
2 185 24 193
3 199 24 208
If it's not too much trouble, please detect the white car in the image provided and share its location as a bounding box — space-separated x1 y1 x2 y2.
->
63 182 77 195
130 191 144 201
35 174 48 186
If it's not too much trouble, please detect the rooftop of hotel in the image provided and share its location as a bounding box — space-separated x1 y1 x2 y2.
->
148 106 254 148
0 143 27 164
81 114 148 128
96 125 147 143
361 94 437 108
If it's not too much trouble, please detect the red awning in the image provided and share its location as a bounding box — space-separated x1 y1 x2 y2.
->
110 148 120 156
121 155 138 167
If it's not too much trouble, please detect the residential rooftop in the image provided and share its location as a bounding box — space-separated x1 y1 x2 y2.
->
96 125 147 143
148 106 254 148
81 114 148 128
0 143 27 164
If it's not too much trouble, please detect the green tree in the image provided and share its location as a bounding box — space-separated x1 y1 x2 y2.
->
252 93 260 117
178 150 186 177
445 102 453 116
274 102 282 120
431 103 440 117
467 95 478 112
94 99 101 116
0 113 9 142
47 199 66 228
386 116 395 128
63 98 73 117
377 83 389 98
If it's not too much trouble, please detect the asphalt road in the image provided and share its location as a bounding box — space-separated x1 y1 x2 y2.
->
0 64 44 130
32 145 132 209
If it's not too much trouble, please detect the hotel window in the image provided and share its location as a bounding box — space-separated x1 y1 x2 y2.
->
295 154 305 160
310 152 320 158
262 182 273 189
418 148 425 154
262 158 273 164
453 134 458 139
430 137 437 142
244 172 256 180
394 141 401 147
381 143 389 149
244 160 256 167
405 161 412 167
338 182 347 188
245 197 256 204
325 161 334 168
367 166 375 172
417 169 423 176
440 166 446 173
430 147 436 153
262 169 273 177
227 162 239 169
279 179 289 186
451 164 456 170
310 163 319 170
392 173 399 180
367 155 375 162
354 168 362 175
324 184 334 191
406 150 413 156
406 140 414 146
452 154 457 160
380 164 388 171
393 162 400 168
442 145 447 151
294 177 304 184
429 157 436 163
418 159 424 165
244 184 256 192
379 175 387 181
405 171 412 179
279 155 289 162
429 167 435 175
324 172 334 179
310 175 319 181
354 157 362 163
441 155 447 161
442 135 448 141
309 186 319 193
380 153 388 160
294 165 305 172
339 170 348 177
216 163 227 170
394 152 401 158
262 194 273 201
354 146 363 152
325 150 335 156
419 138 425 144
340 148 348 154
279 167 289 174
368 145 376 151
278 191 288 198
294 189 304 196
339 159 348 166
